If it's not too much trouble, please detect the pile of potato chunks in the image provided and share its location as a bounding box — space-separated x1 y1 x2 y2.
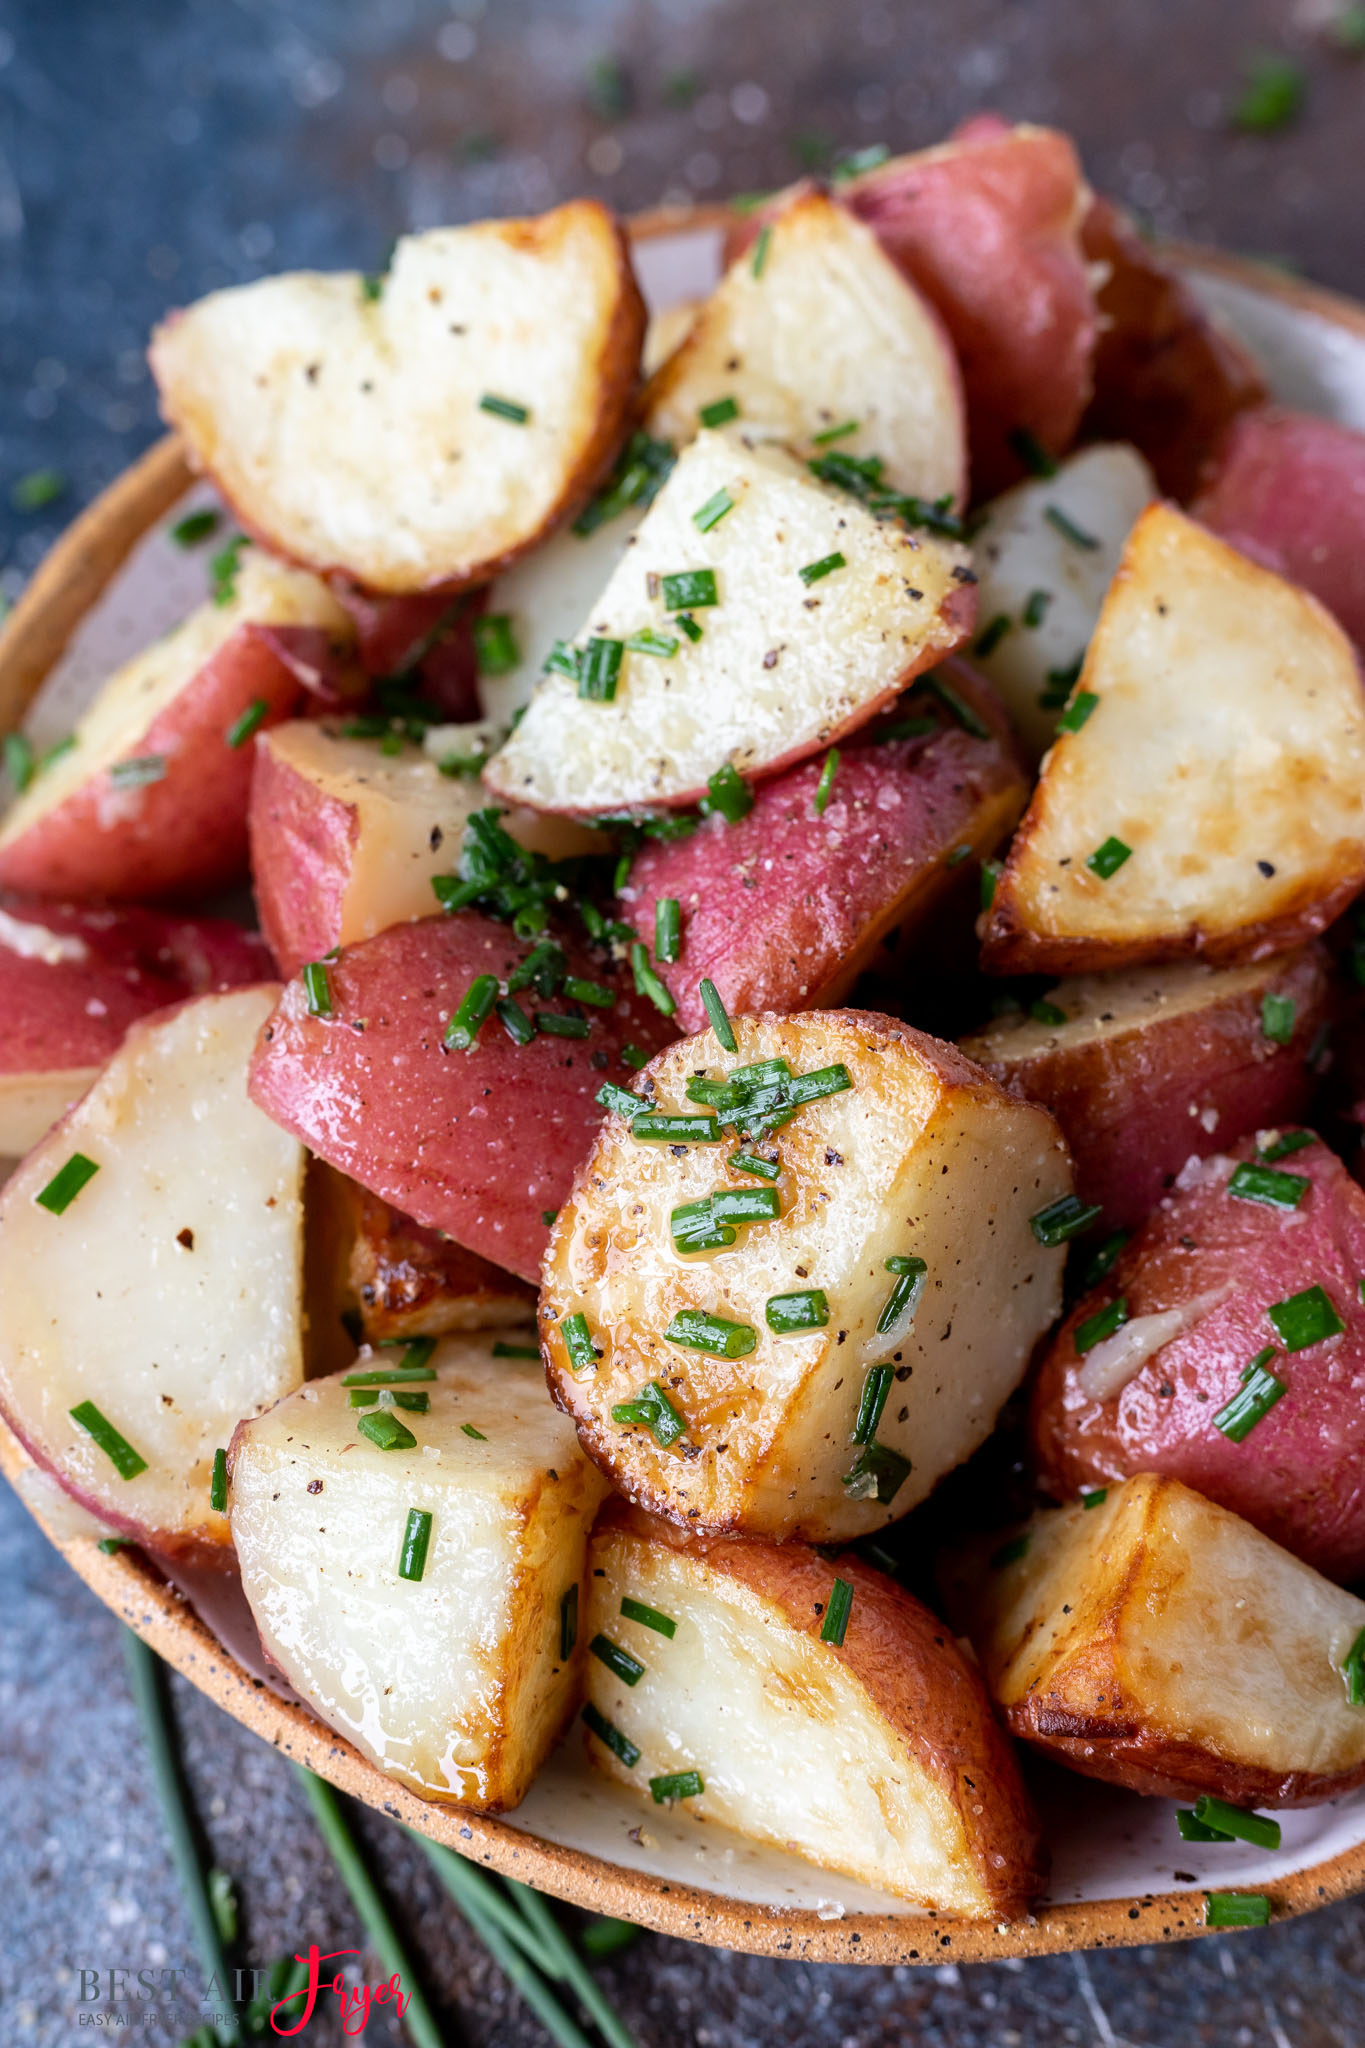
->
8 114 1365 1923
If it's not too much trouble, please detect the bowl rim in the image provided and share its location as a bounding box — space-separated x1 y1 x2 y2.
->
5 209 1365 1966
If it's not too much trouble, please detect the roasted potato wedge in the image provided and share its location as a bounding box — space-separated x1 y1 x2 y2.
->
0 548 349 901
0 987 304 1560
620 665 1025 1032
981 504 1365 975
336 1180 535 1343
943 1474 1365 1806
581 1501 1044 1918
541 1009 1070 1540
645 190 965 506
230 1337 608 1808
969 443 1155 762
484 432 975 815
151 201 646 595
959 945 1330 1231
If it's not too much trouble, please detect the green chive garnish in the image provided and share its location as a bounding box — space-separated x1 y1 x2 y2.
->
852 1364 893 1444
655 897 682 963
974 613 1012 658
1213 1348 1285 1442
109 754 167 789
12 467 65 510
841 1439 911 1504
1045 505 1100 550
1075 1297 1128 1355
210 1448 228 1514
919 672 990 740
622 1043 650 1070
611 1380 686 1447
495 994 536 1045
535 1011 591 1039
621 1597 677 1638
36 1152 99 1215
1030 1195 1102 1246
1259 1129 1313 1163
561 1312 601 1375
699 396 740 428
626 628 679 659
661 568 719 611
563 976 615 1009
675 611 704 642
1081 1488 1107 1509
1009 427 1059 478
1080 1231 1130 1288
1030 999 1067 1026
444 972 499 1051
1022 588 1052 628
650 1769 704 1802
766 1288 829 1334
799 551 846 587
1190 1796 1281 1851
472 612 520 677
1227 1161 1308 1209
1261 992 1296 1045
1087 837 1131 880
596 1080 641 1117
630 942 677 1017
729 1150 780 1179
358 1411 418 1451
1205 1893 1271 1928
664 1308 757 1358
349 1388 379 1408
590 1634 645 1686
980 858 1002 910
632 1111 720 1143
1267 1284 1344 1352
226 698 270 750
693 488 734 533
582 1702 640 1767
398 1507 433 1581
3 732 33 792
302 960 333 1018
170 508 220 548
70 1401 147 1481
1342 1626 1365 1706
751 224 772 277
560 1584 579 1660
991 1533 1031 1569
877 1254 926 1336
812 747 840 817
578 637 624 703
209 533 246 606
699 978 737 1051
820 1577 853 1646
1056 690 1098 734
1233 55 1303 133
490 1340 539 1360
97 1536 130 1555
812 419 858 446
700 761 753 823
480 393 530 422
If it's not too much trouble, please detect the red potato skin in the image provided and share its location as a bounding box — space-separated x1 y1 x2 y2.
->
621 665 1025 1032
329 584 483 722
248 736 355 979
1029 1132 1365 1581
970 946 1331 1233
247 912 676 1283
0 624 305 901
252 623 369 713
1192 409 1365 657
1079 198 1267 502
0 895 272 1074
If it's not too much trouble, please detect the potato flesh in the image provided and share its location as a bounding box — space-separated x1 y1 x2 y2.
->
645 192 964 506
969 444 1154 761
0 988 304 1551
984 503 1365 969
470 509 646 728
542 1011 1069 1538
151 203 643 593
230 1340 608 1807
0 1067 97 1158
585 1525 985 1912
485 433 972 814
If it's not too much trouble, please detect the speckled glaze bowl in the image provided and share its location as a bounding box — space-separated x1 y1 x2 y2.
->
5 210 1365 1965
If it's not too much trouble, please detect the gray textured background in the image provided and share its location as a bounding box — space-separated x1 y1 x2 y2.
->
5 1 1365 2042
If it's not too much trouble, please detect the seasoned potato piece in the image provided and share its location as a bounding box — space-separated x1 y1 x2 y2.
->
969 444 1155 761
982 504 1365 975
645 191 965 506
959 945 1330 1231
943 1475 1365 1806
339 1181 535 1343
0 988 304 1561
542 1009 1070 1540
250 720 599 976
485 433 975 815
230 1338 608 1808
151 201 646 594
581 1502 1044 1917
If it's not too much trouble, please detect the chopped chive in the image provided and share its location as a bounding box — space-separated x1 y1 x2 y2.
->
495 994 536 1045
561 1312 601 1376
1205 1893 1271 1928
699 978 737 1051
1040 653 1085 709
596 1080 641 1117
991 1533 1031 1569
812 747 840 817
1342 1626 1365 1706
1233 55 1303 133
444 972 499 1050
226 697 269 749
699 761 753 823
11 467 65 510
712 1186 781 1227
1227 1161 1309 1209
974 613 1013 658
208 533 246 606
980 857 1002 910
799 550 846 587
1087 836 1131 880
578 637 624 703
1267 1284 1344 1351
38 733 75 773
611 1379 686 1447
473 612 520 677
109 754 167 789
1045 505 1100 549
632 1111 721 1143
1079 1230 1130 1289
1009 427 1059 478
650 1769 704 1803
766 1288 830 1334
391 1390 430 1413
729 1150 780 1179
490 1340 539 1360
655 897 682 964
209 1448 228 1514
1030 998 1068 1027
1022 588 1052 628
693 488 734 533
1031 1195 1103 1246
357 1411 417 1451
675 611 703 642
661 568 719 611
626 627 679 659
876 1254 927 1336
630 942 677 1017
664 1308 757 1358
563 976 616 1009
3 731 33 792
879 715 938 742
480 393 531 423
302 960 333 1018
751 223 772 277
582 1702 640 1767
97 1536 130 1554
1261 992 1296 1045
1193 1796 1281 1851
670 1195 736 1254
70 1401 147 1481
820 1577 853 1646
699 395 740 428
919 672 990 740
853 1364 893 1443
349 1388 379 1408
169 508 220 548
1179 1809 1234 1843
812 419 858 446
506 938 567 999
590 1634 645 1686
943 844 971 868
542 1208 559 1226
841 1438 911 1504
1259 1129 1313 1163
1075 1296 1128 1356
545 639 582 682
1057 690 1098 734
1081 1488 1107 1509
398 1507 433 1581
621 1597 677 1638
560 1584 579 1660
36 1152 99 1215
1213 1349 1286 1442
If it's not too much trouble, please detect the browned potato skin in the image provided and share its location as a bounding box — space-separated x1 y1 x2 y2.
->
603 1502 1046 1920
342 1182 536 1342
943 1475 1365 1807
959 944 1331 1231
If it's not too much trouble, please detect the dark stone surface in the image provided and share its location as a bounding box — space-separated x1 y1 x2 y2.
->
4 1 1365 2042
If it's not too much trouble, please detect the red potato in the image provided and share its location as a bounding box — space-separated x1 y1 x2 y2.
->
1192 408 1365 657
1029 1131 1365 1582
337 1180 535 1343
620 666 1025 1033
0 895 271 1157
0 549 353 901
1080 198 1267 502
959 946 1331 1232
247 911 676 1283
329 583 482 723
